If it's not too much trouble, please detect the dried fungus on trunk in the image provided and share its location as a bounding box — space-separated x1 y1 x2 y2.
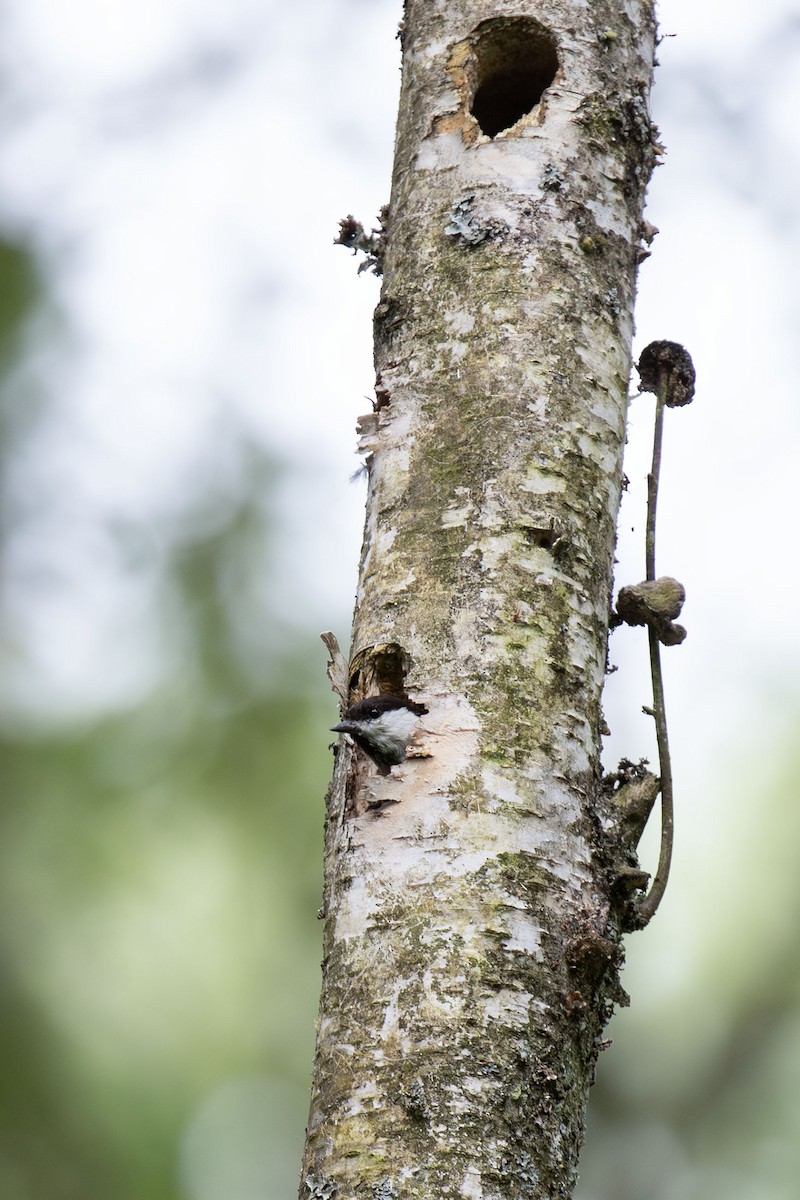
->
302 2 660 1196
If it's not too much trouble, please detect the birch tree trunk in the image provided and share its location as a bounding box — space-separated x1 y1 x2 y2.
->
302 1 659 1196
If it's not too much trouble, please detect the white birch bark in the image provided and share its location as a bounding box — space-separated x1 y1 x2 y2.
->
302 2 658 1196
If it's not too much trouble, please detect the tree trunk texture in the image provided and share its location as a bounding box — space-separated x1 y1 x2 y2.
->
302 1 658 1196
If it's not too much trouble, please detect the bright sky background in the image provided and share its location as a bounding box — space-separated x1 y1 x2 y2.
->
0 1 798 1190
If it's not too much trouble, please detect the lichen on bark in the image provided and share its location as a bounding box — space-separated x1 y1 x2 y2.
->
301 2 658 1196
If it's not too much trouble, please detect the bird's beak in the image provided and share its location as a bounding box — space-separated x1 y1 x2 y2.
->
331 720 354 733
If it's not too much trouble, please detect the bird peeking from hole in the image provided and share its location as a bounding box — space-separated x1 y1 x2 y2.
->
331 695 427 775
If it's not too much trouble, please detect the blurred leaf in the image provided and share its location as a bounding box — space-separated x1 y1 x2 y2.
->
0 239 39 355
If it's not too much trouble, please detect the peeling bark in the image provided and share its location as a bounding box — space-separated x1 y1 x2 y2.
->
302 1 658 1196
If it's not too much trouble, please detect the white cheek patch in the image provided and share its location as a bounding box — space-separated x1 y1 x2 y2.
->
374 708 421 743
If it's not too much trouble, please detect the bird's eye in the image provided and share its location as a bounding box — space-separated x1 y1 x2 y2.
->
369 708 380 718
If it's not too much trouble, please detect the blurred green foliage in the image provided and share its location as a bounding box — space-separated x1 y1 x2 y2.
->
0 241 38 354
0 235 331 1200
0 687 328 1200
